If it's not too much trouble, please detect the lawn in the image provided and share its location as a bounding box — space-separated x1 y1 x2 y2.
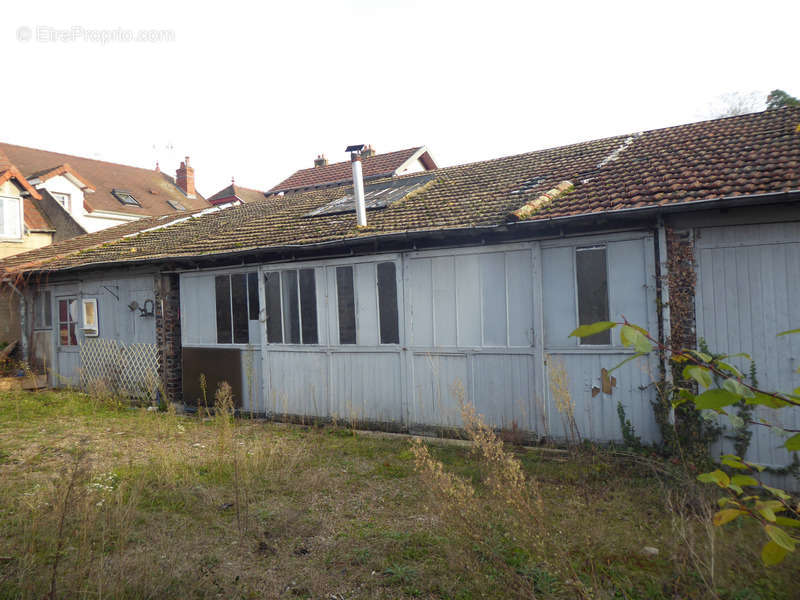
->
0 389 797 599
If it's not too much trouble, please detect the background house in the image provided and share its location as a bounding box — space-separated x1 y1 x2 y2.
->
2 109 799 487
0 144 211 349
0 143 210 237
267 145 437 194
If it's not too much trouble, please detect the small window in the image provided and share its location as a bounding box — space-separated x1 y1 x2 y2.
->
247 272 259 320
336 266 356 344
264 268 319 345
58 298 78 346
112 189 140 206
231 274 249 344
215 274 252 344
377 262 399 344
281 270 300 344
52 192 71 212
265 271 283 343
167 199 186 211
576 247 610 345
34 290 52 329
0 196 22 239
215 276 232 343
299 269 318 345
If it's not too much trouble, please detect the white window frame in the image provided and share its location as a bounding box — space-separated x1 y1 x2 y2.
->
51 191 71 212
263 267 319 346
0 195 23 240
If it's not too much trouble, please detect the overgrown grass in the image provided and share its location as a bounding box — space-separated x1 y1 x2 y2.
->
0 389 797 599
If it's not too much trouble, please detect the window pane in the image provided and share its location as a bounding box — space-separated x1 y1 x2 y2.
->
35 291 52 329
1 197 20 238
214 275 232 344
69 322 77 346
299 269 318 344
281 270 300 344
264 272 283 343
576 247 610 345
231 273 249 344
247 272 259 320
336 266 356 344
377 262 399 344
59 299 67 322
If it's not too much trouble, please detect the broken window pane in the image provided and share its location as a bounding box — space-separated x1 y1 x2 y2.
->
299 269 318 344
215 275 232 344
231 273 249 344
336 266 356 344
247 272 259 320
264 271 283 343
576 247 610 345
281 270 300 344
377 262 399 344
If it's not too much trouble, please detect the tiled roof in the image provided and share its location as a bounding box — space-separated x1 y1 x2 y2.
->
0 210 207 275
23 197 54 232
2 108 798 276
0 142 210 217
207 183 267 205
269 147 435 192
0 149 51 232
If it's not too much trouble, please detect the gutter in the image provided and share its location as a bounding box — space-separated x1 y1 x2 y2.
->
8 189 800 277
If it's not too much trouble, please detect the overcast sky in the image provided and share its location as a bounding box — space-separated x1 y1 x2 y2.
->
2 0 798 196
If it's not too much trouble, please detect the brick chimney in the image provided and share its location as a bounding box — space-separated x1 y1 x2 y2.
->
176 156 195 198
362 145 376 159
314 154 328 168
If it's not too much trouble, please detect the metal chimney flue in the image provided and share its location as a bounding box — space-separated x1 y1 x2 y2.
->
346 144 367 227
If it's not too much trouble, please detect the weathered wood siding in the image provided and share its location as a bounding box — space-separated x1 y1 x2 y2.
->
695 222 800 480
180 233 661 442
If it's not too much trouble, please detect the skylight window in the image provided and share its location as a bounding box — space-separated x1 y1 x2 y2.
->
305 173 435 218
112 189 140 206
167 199 186 211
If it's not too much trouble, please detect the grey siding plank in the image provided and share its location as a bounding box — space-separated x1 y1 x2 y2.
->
455 254 481 347
432 256 457 346
480 252 507 347
506 250 534 347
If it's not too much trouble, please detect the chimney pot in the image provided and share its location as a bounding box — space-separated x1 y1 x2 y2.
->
314 154 328 168
362 145 376 159
176 156 196 199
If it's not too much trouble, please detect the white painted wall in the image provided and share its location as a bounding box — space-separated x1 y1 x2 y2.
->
395 157 426 176
39 175 86 221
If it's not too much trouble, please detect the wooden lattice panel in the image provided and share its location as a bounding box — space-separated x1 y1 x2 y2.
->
80 338 160 399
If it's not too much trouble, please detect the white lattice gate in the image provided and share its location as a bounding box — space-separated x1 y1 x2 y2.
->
80 338 160 399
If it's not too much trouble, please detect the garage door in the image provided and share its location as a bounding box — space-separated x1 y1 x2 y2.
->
695 222 800 480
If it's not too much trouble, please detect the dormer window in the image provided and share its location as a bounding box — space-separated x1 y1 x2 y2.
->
112 189 140 206
0 195 22 239
52 192 71 212
166 199 186 211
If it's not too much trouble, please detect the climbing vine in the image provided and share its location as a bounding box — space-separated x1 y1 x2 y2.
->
571 319 800 566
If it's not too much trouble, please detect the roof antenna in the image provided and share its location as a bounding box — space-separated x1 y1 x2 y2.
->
346 144 367 227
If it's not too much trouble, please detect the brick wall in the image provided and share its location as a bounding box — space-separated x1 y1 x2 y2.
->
155 273 182 403
665 227 697 351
